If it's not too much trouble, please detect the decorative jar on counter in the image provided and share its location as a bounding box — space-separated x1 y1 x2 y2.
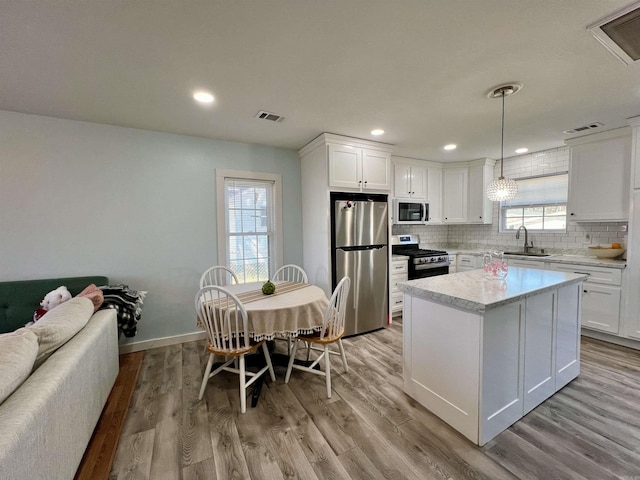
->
483 251 508 279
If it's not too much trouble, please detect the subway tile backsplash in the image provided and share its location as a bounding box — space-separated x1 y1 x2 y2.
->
392 146 628 254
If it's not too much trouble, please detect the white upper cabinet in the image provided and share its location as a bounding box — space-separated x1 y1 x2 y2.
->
362 149 392 191
328 142 391 192
467 161 494 224
426 167 443 223
391 158 493 225
566 128 631 222
328 144 361 189
443 167 468 223
393 163 426 199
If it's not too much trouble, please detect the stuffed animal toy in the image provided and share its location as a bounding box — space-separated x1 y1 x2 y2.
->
32 286 72 322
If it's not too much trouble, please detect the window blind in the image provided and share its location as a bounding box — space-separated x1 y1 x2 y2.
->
503 173 568 207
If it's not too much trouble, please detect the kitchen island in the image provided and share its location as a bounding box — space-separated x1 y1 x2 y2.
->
398 267 587 445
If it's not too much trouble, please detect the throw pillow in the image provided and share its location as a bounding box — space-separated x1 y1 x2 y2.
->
76 283 104 312
0 328 39 405
29 296 94 368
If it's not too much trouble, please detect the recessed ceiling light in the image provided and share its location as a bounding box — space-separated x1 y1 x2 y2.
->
371 129 384 136
443 144 457 151
515 148 528 154
193 91 214 104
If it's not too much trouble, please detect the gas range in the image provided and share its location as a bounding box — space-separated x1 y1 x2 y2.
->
392 234 450 279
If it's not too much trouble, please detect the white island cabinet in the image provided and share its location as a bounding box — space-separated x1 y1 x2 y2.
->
398 268 586 445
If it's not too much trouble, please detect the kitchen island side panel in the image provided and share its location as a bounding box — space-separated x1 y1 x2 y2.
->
403 295 481 444
522 291 556 415
479 300 525 445
555 283 581 390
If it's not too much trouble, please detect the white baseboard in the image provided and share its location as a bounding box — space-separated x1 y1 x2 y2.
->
118 331 207 354
581 328 640 351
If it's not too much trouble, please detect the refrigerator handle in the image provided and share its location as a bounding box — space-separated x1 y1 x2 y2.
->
352 271 358 311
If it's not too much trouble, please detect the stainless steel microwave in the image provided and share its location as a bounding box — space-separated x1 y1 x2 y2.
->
393 199 428 224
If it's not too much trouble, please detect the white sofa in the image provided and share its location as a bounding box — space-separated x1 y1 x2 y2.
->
0 307 119 480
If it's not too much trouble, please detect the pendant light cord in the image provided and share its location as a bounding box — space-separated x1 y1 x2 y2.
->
500 89 505 178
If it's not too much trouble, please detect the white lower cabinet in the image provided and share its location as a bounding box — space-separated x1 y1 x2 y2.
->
457 254 480 271
580 284 621 334
507 258 544 269
482 284 580 442
403 281 581 445
547 262 622 334
448 254 457 273
391 257 409 314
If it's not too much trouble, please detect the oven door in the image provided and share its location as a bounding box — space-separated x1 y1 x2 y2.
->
410 263 450 279
394 199 425 225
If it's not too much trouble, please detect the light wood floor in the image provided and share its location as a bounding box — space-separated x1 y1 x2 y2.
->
110 320 640 480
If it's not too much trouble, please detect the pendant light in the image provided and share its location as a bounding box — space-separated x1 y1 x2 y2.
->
486 84 521 201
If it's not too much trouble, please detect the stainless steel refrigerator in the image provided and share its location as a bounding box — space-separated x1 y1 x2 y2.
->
332 193 388 336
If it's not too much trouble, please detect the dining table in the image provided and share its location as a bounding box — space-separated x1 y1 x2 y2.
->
198 280 330 407
214 280 329 341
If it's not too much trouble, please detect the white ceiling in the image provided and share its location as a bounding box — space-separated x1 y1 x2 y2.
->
1 0 639 162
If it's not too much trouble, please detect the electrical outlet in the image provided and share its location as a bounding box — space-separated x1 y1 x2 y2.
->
584 233 592 243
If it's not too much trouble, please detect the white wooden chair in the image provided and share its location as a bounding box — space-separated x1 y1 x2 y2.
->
284 276 350 398
273 264 308 284
196 286 275 413
272 264 309 354
199 265 239 288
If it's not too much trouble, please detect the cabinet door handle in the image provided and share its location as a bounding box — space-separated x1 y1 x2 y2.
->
358 180 362 184
584 289 588 293
574 272 591 276
570 213 575 216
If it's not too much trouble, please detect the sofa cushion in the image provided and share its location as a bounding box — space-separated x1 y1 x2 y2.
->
30 296 94 368
0 328 39 404
0 276 109 334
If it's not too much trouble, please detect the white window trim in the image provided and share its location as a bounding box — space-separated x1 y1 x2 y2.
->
216 169 283 278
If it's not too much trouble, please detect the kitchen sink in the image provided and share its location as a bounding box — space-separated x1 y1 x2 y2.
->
503 252 550 257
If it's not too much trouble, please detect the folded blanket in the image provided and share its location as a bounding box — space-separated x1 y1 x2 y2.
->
98 285 147 337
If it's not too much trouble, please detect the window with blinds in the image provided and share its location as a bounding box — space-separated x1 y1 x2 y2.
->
500 172 568 232
224 177 275 282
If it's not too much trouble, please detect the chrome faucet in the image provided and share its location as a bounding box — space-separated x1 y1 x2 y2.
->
515 226 532 253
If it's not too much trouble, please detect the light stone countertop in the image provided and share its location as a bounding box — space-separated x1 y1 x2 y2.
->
398 267 587 313
443 249 626 269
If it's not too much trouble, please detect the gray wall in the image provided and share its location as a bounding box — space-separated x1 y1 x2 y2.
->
0 111 303 344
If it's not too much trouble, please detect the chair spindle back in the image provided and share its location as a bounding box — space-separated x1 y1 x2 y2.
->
273 264 308 284
195 286 249 352
321 276 350 340
199 266 239 288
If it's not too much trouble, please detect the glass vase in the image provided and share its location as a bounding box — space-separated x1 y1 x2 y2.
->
483 251 508 279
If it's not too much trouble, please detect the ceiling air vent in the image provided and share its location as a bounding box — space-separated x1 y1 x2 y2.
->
563 122 604 135
588 1 640 65
255 111 285 123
